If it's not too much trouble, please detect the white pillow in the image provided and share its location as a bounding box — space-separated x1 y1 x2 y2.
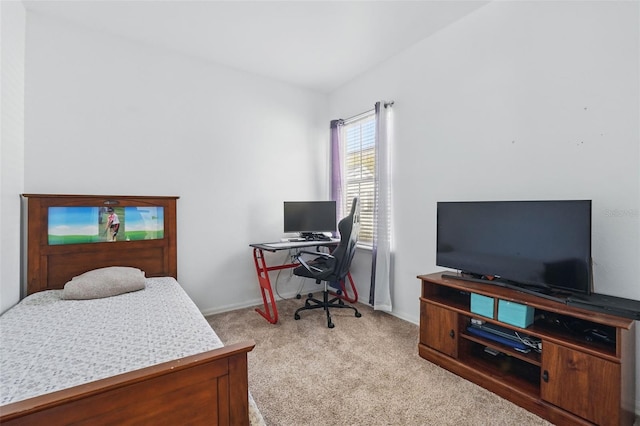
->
62 266 146 300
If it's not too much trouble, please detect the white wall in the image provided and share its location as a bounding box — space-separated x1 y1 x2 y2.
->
0 1 26 314
329 0 639 412
5 0 640 416
21 12 329 312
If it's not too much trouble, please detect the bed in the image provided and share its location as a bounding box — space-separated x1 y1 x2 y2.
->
0 194 259 425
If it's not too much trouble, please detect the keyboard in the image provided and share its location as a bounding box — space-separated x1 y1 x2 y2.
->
478 323 518 340
261 240 338 249
467 322 541 352
467 326 529 350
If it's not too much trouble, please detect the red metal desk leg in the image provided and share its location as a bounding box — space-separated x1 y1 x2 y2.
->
330 271 358 303
252 248 278 324
251 244 351 323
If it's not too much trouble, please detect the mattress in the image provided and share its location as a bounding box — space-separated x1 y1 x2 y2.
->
0 277 224 405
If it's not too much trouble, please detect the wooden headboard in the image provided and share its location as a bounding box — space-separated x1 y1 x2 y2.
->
23 194 178 295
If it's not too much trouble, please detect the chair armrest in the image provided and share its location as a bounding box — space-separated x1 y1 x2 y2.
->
296 250 335 259
294 250 335 275
297 256 324 273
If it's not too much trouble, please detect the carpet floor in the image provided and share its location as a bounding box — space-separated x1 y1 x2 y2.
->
207 297 554 425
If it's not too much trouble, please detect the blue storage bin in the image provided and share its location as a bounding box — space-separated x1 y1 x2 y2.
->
498 299 535 328
470 293 494 318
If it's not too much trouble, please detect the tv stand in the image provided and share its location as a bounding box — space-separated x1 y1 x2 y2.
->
418 272 636 425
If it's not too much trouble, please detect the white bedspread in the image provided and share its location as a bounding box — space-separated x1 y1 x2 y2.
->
0 277 223 405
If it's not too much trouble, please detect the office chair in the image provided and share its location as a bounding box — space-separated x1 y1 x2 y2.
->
293 197 362 328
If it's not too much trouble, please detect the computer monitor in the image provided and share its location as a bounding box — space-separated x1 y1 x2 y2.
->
283 201 336 238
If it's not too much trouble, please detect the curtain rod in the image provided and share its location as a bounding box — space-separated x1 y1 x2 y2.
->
342 100 395 125
342 110 373 124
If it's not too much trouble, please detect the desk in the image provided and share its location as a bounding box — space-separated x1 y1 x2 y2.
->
249 240 358 324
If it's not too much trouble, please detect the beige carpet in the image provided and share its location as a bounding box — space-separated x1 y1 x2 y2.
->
207 298 554 426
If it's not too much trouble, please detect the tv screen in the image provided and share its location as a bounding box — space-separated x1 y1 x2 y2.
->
283 201 337 235
436 200 592 295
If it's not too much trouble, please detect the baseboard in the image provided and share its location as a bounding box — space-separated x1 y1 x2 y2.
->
200 283 320 317
385 309 418 326
200 298 265 317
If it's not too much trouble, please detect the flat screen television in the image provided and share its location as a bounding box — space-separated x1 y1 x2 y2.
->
283 201 336 238
436 200 592 296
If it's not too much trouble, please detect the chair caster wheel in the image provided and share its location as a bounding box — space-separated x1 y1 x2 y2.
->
355 312 362 318
328 323 335 329
294 314 300 320
296 294 301 299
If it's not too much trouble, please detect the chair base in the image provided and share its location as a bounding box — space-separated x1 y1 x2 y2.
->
294 283 362 328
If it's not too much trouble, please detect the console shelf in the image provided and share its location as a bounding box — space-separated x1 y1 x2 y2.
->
460 332 542 366
418 272 636 426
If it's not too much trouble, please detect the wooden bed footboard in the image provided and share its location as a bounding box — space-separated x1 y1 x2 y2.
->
0 340 256 425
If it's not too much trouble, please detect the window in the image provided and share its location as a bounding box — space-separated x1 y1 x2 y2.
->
343 113 375 246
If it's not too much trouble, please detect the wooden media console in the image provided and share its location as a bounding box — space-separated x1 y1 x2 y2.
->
418 272 636 426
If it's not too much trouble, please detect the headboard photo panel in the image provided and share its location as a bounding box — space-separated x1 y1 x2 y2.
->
22 194 179 295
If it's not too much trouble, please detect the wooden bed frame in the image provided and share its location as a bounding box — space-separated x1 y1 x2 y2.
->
1 194 255 426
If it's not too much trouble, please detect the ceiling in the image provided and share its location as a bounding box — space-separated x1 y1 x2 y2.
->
23 1 488 93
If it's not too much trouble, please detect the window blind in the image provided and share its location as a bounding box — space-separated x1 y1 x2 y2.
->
344 113 375 246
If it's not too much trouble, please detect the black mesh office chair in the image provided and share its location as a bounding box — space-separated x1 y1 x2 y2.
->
293 198 362 328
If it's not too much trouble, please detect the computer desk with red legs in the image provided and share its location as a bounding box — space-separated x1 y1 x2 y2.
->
250 240 358 324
